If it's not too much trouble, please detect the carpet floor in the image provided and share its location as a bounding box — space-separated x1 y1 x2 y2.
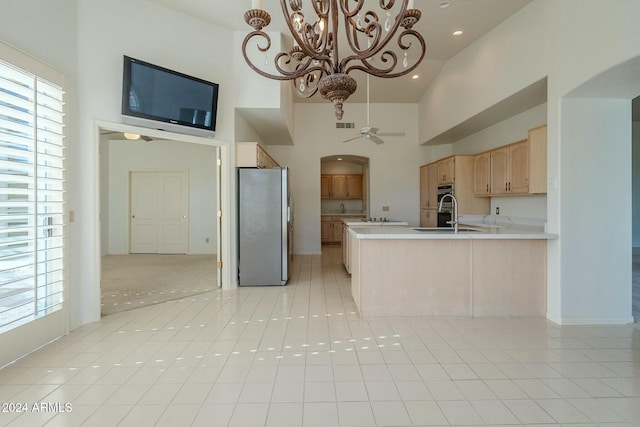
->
100 254 218 316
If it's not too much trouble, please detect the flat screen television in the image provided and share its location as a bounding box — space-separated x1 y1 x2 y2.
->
121 55 219 137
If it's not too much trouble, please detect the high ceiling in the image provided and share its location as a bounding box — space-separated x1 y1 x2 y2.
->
145 0 532 104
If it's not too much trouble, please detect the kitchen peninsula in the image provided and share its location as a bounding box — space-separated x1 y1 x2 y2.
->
348 224 557 318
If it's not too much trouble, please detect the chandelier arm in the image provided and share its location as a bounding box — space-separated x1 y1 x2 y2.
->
342 29 425 76
281 1 332 63
242 32 329 81
340 0 409 64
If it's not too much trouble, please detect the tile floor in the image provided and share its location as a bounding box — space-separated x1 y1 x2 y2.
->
1 246 640 426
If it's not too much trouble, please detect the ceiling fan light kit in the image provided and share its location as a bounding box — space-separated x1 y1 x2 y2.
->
241 0 427 120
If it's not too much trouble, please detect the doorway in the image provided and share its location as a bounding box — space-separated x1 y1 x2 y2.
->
98 124 225 316
632 95 640 322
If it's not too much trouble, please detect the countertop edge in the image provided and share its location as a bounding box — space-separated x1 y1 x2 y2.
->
347 225 558 240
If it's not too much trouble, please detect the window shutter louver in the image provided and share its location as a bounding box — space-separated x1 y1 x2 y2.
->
0 59 65 333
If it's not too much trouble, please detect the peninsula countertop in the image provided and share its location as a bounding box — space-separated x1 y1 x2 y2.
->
348 224 558 240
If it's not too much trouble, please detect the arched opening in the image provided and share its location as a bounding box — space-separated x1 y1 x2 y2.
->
319 155 370 249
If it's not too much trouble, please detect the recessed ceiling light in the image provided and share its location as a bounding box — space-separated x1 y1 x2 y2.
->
452 30 464 36
412 74 420 80
337 158 343 161
439 1 452 8
124 133 140 140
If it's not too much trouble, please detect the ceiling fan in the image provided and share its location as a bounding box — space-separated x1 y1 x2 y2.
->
342 74 406 145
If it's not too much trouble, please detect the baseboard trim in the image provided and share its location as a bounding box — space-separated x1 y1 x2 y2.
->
547 313 634 325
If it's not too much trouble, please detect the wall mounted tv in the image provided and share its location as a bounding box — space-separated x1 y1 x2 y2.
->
121 55 219 137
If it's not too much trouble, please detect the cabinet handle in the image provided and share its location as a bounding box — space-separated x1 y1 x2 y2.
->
508 182 511 191
505 183 507 191
486 184 489 193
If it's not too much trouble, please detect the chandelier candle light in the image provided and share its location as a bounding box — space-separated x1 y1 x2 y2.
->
242 0 426 119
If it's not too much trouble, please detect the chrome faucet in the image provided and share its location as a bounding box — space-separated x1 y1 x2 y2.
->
340 203 345 214
438 193 459 233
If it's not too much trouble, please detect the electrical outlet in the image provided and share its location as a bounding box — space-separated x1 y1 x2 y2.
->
495 207 500 215
69 210 75 223
205 237 210 243
382 206 389 212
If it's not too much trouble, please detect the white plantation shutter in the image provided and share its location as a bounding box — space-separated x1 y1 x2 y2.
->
0 58 65 334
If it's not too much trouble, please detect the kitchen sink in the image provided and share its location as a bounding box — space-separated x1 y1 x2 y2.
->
413 227 483 233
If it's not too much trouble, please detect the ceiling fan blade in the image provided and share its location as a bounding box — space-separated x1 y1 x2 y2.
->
377 131 405 137
370 135 385 145
342 135 362 143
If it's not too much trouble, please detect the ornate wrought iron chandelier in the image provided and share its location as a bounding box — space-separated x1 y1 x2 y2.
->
242 0 426 119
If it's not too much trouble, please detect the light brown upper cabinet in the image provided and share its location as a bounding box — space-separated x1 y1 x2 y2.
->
320 175 331 199
473 152 491 196
491 140 529 195
321 174 363 199
474 124 547 197
437 156 455 184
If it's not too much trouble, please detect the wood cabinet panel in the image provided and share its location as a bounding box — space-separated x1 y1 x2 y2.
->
474 124 547 197
236 142 279 168
490 147 509 195
320 174 363 199
473 152 491 196
437 157 455 184
346 175 363 199
427 163 438 210
320 175 331 199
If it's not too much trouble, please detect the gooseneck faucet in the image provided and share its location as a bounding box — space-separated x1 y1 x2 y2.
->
438 193 459 233
340 203 345 214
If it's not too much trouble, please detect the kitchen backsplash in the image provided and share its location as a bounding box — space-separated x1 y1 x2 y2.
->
322 199 364 214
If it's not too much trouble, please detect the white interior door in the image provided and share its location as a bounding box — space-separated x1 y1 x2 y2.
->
130 170 188 254
130 171 159 253
158 172 188 253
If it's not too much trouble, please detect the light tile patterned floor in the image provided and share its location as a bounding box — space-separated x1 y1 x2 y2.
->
1 246 640 426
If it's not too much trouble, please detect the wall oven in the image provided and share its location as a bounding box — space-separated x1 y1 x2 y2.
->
436 184 454 227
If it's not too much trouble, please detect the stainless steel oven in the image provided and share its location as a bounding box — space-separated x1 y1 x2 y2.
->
437 185 454 210
437 210 453 227
437 185 454 227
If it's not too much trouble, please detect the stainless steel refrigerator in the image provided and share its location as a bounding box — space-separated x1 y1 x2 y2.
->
237 167 293 286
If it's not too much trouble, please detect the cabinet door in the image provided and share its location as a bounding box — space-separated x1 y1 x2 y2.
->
420 210 437 227
473 153 491 196
419 166 429 209
437 157 455 184
427 163 438 210
331 221 343 242
490 148 509 195
346 175 363 199
320 175 331 199
528 125 547 194
508 141 529 194
321 220 332 242
331 175 348 198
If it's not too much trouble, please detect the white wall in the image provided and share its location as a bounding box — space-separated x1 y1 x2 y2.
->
104 140 217 255
268 103 421 254
70 0 236 328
